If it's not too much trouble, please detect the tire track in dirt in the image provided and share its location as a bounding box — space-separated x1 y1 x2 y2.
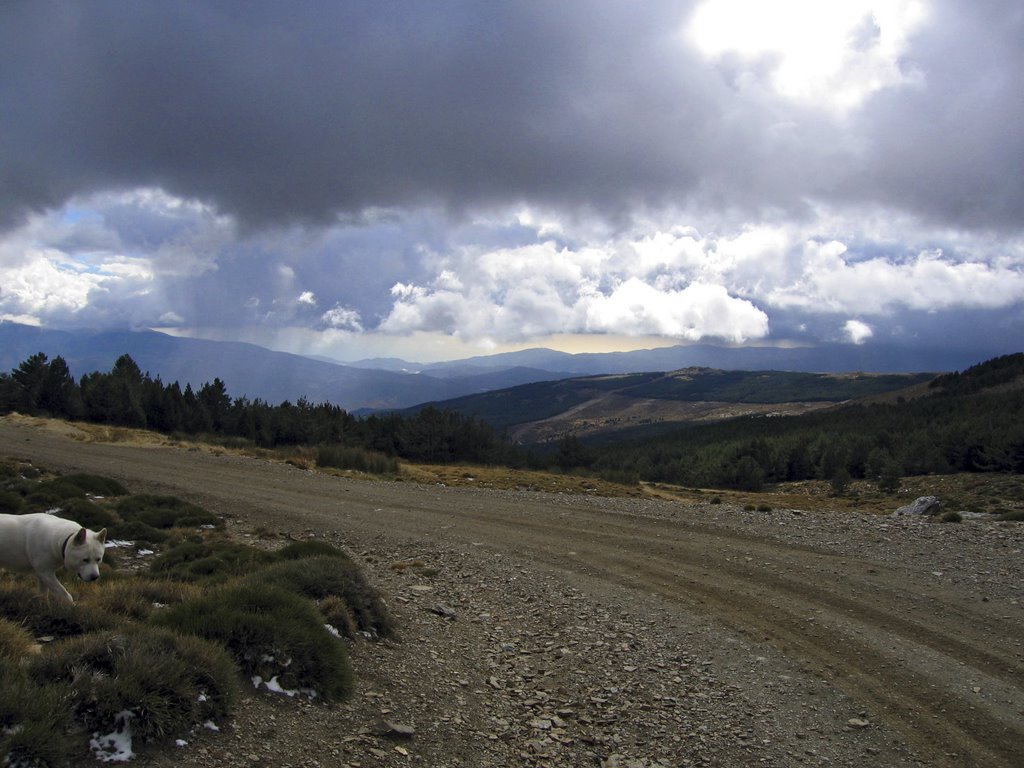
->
346 495 1024 767
551 547 1022 768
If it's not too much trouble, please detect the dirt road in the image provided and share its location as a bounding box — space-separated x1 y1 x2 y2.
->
3 416 1023 767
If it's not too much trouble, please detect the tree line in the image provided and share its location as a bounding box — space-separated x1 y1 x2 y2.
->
2 350 1021 490
0 353 510 465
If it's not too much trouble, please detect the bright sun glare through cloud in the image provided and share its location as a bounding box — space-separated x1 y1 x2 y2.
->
686 0 929 112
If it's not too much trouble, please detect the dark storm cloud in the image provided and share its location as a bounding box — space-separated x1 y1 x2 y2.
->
3 0 917 235
0 0 713 229
851 0 1024 231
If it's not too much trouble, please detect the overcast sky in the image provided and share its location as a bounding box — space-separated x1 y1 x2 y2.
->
1 0 1022 364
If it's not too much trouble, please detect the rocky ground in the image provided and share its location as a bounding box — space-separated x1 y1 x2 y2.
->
2 415 1022 767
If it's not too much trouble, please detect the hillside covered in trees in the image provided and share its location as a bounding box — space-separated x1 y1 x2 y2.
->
0 353 507 465
1 351 1022 491
581 353 1024 489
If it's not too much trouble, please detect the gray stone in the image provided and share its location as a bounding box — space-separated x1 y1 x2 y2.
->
377 720 416 739
892 496 941 517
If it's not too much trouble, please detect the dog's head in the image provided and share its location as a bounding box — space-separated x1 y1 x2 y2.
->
63 527 107 582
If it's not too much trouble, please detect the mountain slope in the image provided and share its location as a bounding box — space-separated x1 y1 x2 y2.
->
399 368 937 443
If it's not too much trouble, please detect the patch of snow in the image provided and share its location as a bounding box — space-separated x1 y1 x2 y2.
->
175 739 188 748
136 549 154 556
45 507 62 515
104 540 135 549
90 710 135 763
203 721 220 732
324 623 341 638
251 675 318 700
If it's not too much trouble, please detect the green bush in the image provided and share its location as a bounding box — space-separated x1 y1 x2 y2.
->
153 584 353 701
61 473 129 497
116 495 221 530
0 581 119 639
0 661 76 767
29 626 238 747
0 489 23 514
940 510 963 523
247 555 392 638
997 509 1024 522
111 519 170 546
59 497 119 530
17 465 41 480
24 478 89 508
0 618 34 659
276 540 349 561
319 595 358 638
316 444 399 474
829 468 852 497
149 540 275 582
84 579 199 621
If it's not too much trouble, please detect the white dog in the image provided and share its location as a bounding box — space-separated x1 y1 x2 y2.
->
0 512 107 603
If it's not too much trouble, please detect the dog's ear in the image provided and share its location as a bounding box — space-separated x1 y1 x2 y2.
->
74 527 88 546
98 528 107 544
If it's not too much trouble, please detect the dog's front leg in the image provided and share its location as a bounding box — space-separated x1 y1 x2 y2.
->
37 574 74 603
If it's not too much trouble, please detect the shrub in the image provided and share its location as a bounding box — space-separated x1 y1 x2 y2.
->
829 468 851 497
61 473 129 498
29 626 238 747
0 489 23 514
316 444 399 474
997 509 1024 522
246 555 392 638
24 478 89 508
877 464 902 494
0 618 34 659
116 495 221 530
153 584 353 701
149 540 275 582
111 520 170 546
0 661 76 767
58 497 119 530
940 510 963 524
18 465 41 480
0 582 119 639
319 595 358 638
276 540 349 561
84 579 199 621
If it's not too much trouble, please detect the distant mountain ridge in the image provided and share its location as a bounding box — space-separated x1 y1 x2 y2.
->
0 324 573 410
0 322 1009 412
413 343 978 377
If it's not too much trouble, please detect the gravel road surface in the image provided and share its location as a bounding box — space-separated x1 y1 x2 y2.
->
2 417 1022 767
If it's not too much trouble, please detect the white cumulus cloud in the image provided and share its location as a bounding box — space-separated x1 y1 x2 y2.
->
378 236 770 344
844 319 874 344
578 278 768 342
319 304 363 332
